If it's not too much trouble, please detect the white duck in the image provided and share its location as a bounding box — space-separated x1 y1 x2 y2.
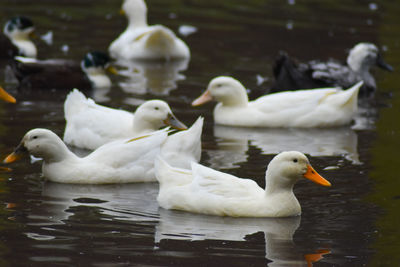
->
63 89 186 150
4 128 168 184
3 16 37 58
155 151 331 217
192 76 362 128
109 0 190 61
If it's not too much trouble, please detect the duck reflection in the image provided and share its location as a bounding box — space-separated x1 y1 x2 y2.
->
116 58 189 95
156 209 328 266
33 182 160 225
207 125 360 169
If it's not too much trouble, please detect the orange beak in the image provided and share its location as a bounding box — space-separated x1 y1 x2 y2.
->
303 164 331 187
304 249 331 267
0 167 12 172
0 86 16 103
3 143 26 164
192 90 213 106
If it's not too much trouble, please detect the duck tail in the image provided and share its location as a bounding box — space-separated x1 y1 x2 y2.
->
340 81 362 109
160 116 204 169
64 88 92 119
145 26 176 49
155 156 192 186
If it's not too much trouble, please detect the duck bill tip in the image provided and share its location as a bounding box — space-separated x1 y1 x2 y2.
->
3 152 21 164
164 114 187 130
304 164 331 187
0 86 16 103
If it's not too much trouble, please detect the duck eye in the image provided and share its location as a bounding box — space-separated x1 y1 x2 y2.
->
293 158 298 163
154 107 159 110
32 136 38 139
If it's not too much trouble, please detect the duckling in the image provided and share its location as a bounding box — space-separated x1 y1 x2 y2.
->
109 0 190 61
0 86 16 103
155 151 331 217
1 16 36 58
270 43 393 97
10 51 117 91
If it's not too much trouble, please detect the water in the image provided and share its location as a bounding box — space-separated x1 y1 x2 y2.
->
0 0 399 266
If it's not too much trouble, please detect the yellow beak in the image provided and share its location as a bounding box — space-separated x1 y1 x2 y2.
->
303 164 331 187
192 90 213 106
0 86 16 103
106 65 119 75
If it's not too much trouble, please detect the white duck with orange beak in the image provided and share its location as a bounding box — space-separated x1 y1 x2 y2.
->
193 76 362 128
155 151 330 217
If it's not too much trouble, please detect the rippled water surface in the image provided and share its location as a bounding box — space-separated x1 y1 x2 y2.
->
1 0 400 266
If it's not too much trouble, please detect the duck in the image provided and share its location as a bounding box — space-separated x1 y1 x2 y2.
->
3 128 169 184
10 51 117 90
155 151 331 217
63 89 187 150
192 76 362 128
0 86 16 103
270 43 393 97
109 0 190 61
1 16 36 58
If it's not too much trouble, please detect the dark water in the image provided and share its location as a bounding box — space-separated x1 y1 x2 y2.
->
0 0 400 266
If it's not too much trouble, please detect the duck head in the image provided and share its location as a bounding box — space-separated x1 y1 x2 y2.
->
122 0 148 28
192 76 249 107
4 129 70 164
265 151 331 193
347 43 393 73
81 51 118 87
134 100 187 132
3 16 36 57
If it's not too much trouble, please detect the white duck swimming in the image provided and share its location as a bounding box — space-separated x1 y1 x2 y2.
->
2 16 37 58
192 76 362 128
4 128 169 184
63 89 187 150
155 151 331 217
109 0 190 61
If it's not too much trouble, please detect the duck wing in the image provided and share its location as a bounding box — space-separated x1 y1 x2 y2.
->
190 162 263 199
87 130 168 170
11 57 90 90
253 88 340 114
160 117 203 169
270 52 329 92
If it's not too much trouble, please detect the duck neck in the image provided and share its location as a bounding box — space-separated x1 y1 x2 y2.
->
126 5 148 29
264 169 296 196
132 115 158 135
220 90 249 107
40 141 77 164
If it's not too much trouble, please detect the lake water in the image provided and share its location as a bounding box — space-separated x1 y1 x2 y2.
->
0 0 400 266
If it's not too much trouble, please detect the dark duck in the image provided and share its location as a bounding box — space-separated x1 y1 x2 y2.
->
0 16 37 58
11 51 118 91
270 43 393 97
